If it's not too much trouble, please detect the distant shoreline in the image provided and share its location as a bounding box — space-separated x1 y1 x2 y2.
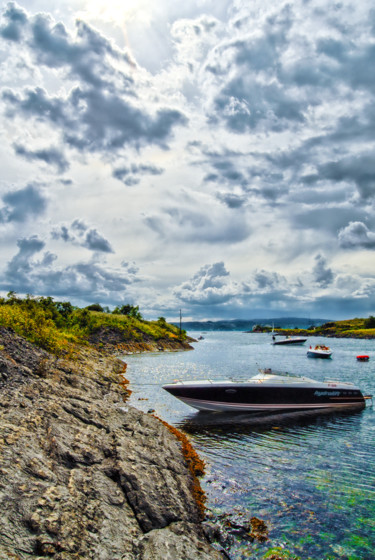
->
181 317 375 339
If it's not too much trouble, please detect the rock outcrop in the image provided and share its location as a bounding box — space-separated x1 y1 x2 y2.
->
0 327 223 560
88 325 195 354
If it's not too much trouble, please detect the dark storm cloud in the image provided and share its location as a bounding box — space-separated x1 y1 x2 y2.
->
3 85 187 153
254 270 284 290
201 153 250 190
1 236 138 300
3 87 68 124
83 229 114 253
0 183 47 223
338 222 375 249
5 235 47 282
0 2 27 41
14 143 69 173
216 192 246 208
0 7 188 156
52 220 114 253
327 106 375 145
69 261 132 291
3 80 187 154
113 162 164 186
210 160 246 184
313 254 334 288
318 154 375 200
29 13 134 88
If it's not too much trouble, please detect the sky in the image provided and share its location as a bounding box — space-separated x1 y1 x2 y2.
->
0 0 375 321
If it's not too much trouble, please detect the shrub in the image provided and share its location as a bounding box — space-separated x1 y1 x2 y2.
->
364 316 375 329
0 304 77 354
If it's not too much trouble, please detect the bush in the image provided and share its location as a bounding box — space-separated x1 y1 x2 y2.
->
364 316 375 329
0 303 77 354
86 303 104 312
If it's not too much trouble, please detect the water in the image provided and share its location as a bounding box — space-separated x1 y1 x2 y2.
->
123 332 375 560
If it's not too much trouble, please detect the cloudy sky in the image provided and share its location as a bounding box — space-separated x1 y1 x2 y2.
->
0 0 375 321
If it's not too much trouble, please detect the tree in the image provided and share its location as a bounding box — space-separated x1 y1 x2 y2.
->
6 291 20 304
86 303 104 312
364 316 375 329
112 304 143 320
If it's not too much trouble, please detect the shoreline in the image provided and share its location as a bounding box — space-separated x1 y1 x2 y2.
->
0 326 223 560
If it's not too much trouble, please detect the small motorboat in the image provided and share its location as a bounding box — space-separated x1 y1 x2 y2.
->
357 355 369 362
307 345 332 359
272 335 307 346
163 368 368 412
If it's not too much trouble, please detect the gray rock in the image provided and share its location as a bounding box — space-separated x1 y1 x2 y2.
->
0 327 223 560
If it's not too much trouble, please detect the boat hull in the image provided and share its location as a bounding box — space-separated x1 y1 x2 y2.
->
357 355 369 362
272 337 307 346
163 383 365 413
307 351 332 359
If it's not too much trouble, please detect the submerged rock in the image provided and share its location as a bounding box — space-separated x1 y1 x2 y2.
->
0 327 222 559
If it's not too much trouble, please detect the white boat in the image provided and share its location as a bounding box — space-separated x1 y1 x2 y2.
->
163 368 368 412
307 345 332 359
272 335 307 346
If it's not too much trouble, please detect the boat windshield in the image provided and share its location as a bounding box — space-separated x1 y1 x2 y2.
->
259 368 302 379
255 368 316 383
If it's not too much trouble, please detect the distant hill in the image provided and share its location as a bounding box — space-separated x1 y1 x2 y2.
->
177 317 329 332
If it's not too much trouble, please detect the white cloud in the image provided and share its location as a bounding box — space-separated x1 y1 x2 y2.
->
338 222 375 249
174 262 238 305
52 220 114 253
0 0 375 319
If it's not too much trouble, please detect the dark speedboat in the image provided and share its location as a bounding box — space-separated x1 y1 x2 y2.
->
272 335 307 346
163 368 370 413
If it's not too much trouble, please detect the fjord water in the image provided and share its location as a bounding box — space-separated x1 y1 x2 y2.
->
124 332 375 560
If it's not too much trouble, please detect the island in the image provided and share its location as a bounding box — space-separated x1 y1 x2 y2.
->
251 317 375 339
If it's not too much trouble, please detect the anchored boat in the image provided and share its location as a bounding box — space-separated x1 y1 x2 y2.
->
272 335 307 346
357 355 369 362
307 345 332 359
163 368 370 413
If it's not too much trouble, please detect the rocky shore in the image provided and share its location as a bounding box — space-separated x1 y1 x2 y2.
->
0 326 223 560
88 325 196 355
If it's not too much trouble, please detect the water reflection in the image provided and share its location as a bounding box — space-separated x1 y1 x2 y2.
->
177 407 366 435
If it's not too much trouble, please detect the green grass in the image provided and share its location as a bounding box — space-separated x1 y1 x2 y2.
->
0 303 80 354
0 294 185 355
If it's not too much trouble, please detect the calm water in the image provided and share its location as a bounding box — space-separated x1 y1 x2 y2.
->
123 332 375 560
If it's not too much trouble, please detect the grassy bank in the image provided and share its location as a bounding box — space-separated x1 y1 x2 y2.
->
0 293 186 355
